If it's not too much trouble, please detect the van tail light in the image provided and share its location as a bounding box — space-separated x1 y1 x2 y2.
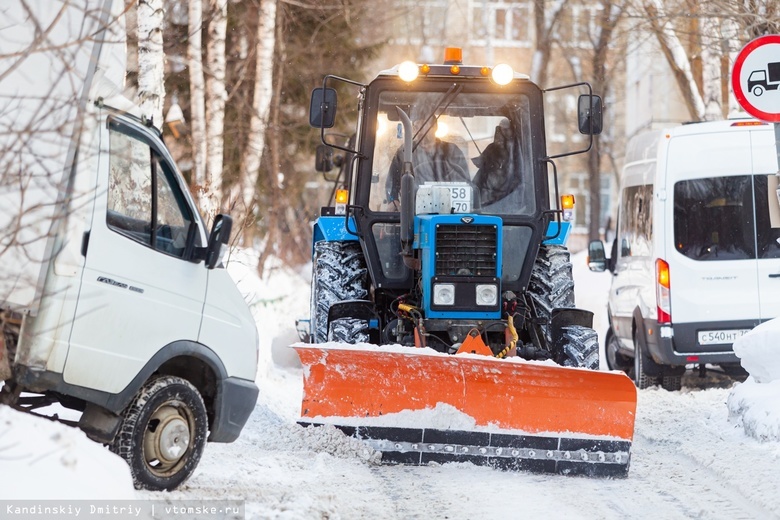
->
656 258 671 324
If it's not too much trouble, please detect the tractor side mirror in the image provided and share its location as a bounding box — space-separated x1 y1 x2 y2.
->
205 214 233 269
578 94 603 135
587 240 606 272
310 87 337 129
315 144 334 172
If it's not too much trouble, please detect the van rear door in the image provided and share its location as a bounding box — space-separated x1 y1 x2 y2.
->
752 127 780 321
666 130 760 352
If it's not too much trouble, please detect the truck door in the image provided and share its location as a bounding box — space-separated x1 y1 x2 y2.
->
64 116 207 394
667 131 760 352
752 128 780 321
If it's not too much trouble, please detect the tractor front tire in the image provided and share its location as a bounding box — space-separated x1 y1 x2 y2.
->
110 376 207 491
558 325 599 370
310 241 369 344
528 245 575 346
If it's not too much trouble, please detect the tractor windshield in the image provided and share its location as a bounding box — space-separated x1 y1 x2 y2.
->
368 89 536 216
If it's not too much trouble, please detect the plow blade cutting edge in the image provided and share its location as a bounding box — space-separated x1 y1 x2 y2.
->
294 344 637 477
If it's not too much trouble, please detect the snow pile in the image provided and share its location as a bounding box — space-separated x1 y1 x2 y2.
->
0 405 135 499
728 318 780 441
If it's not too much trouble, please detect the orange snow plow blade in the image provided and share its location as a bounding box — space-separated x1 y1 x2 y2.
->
294 344 637 477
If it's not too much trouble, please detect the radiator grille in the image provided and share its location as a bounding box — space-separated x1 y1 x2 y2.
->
435 224 498 276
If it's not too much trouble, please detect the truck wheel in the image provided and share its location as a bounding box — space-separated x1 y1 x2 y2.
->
328 317 370 344
605 329 632 373
632 342 659 390
752 85 764 97
111 376 207 491
661 374 682 391
559 325 599 370
528 244 575 345
310 241 368 344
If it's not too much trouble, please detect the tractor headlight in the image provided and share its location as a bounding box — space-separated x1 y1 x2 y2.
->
433 283 455 306
476 284 498 306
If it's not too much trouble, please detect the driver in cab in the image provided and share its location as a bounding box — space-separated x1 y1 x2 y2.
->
385 116 471 207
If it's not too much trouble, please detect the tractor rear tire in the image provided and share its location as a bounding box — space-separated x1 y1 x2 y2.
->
310 241 368 344
605 329 632 373
528 245 575 346
529 245 600 370
559 325 599 370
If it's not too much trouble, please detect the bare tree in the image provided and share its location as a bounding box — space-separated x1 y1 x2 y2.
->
188 0 208 210
530 0 571 87
205 0 227 213
233 0 277 245
136 0 165 126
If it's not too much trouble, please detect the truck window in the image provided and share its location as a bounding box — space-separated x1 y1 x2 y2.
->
106 123 196 258
754 175 780 259
369 90 536 216
617 184 653 258
673 176 755 261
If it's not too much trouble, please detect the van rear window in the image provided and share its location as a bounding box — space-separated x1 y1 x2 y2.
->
674 176 755 261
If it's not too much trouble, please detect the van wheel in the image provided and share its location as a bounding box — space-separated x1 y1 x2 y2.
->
661 374 682 391
310 241 368 344
111 376 207 491
632 343 659 389
605 330 632 373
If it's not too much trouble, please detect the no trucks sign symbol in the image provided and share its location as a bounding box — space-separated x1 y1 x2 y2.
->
732 35 780 122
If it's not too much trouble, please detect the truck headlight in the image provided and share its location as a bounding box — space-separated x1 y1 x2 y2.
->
433 283 455 306
476 284 498 306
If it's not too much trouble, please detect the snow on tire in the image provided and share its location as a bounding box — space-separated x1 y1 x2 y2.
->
310 241 368 343
110 375 207 491
559 325 599 370
528 244 575 344
328 317 370 344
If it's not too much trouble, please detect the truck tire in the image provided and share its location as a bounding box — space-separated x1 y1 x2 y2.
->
528 244 575 346
559 325 599 370
310 241 368 344
605 329 632 373
661 374 682 391
110 375 207 491
632 341 659 390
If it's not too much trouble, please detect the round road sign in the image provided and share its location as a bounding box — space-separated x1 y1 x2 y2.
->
732 34 780 122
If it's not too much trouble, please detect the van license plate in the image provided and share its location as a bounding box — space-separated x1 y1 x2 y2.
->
697 329 750 345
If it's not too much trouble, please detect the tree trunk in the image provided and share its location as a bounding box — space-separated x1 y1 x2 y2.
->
206 0 228 215
136 0 164 127
643 0 705 121
530 0 569 87
189 0 208 212
234 0 277 245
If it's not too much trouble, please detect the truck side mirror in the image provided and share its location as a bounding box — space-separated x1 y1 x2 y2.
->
578 94 603 135
588 240 606 272
206 214 233 269
315 144 333 172
310 87 337 129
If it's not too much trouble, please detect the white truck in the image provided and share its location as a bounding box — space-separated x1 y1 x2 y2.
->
588 119 779 391
0 0 259 490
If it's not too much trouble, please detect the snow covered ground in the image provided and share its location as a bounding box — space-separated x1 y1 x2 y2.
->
3 249 780 519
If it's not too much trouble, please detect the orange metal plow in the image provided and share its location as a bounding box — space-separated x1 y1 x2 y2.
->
294 344 637 477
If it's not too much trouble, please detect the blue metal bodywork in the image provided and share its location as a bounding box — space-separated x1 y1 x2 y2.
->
415 214 503 320
543 221 571 246
311 215 359 251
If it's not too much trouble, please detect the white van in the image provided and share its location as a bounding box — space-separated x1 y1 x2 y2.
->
589 119 779 390
0 0 258 490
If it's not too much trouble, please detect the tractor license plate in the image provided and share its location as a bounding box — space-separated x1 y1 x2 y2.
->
697 329 750 345
443 183 472 213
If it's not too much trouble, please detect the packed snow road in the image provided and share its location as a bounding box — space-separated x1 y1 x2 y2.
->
140 363 779 520
133 254 780 519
